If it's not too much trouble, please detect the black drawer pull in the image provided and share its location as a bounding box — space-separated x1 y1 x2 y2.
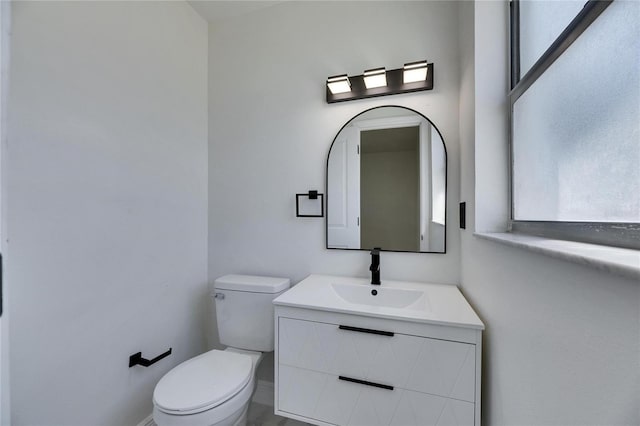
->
338 325 394 337
339 376 394 391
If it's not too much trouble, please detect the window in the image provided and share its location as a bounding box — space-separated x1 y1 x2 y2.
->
510 0 640 249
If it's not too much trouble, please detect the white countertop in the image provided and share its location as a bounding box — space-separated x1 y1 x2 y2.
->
273 274 485 330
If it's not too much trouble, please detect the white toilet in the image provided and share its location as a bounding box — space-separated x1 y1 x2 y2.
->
152 274 290 426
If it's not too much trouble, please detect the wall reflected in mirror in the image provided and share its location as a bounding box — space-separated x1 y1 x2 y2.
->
326 106 446 253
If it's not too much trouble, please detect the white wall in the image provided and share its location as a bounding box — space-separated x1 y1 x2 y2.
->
0 1 10 423
7 2 208 425
208 0 461 299
207 1 461 387
459 2 640 425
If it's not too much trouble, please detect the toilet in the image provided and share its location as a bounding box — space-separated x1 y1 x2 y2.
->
152 274 290 426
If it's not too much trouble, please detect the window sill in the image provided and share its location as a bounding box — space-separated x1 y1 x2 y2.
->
474 232 640 280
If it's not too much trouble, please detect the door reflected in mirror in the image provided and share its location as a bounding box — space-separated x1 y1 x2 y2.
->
326 106 446 253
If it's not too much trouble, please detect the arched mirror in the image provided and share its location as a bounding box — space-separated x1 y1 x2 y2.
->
326 106 446 253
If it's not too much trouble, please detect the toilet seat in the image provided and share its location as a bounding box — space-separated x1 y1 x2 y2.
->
153 349 252 415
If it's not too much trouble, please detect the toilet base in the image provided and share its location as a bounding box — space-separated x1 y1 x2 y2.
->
153 401 248 426
233 404 250 426
153 348 262 426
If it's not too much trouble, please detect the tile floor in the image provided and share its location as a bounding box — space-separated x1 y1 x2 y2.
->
247 401 310 426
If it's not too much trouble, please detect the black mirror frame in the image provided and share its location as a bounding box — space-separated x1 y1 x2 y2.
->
325 105 448 254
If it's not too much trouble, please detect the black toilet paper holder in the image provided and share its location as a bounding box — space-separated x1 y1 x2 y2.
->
129 348 172 368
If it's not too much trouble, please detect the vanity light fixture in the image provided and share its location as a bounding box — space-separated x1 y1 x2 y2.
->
326 60 434 103
363 67 387 89
403 60 428 83
327 74 351 94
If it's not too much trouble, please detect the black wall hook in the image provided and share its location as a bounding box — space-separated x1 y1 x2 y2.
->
129 348 172 368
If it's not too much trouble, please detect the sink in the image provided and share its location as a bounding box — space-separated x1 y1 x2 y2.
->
331 282 428 310
273 274 484 328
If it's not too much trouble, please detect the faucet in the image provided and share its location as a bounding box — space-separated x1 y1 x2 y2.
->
370 247 381 285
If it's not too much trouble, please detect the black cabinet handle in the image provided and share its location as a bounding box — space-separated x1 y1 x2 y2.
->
339 376 394 391
129 348 172 368
338 325 394 337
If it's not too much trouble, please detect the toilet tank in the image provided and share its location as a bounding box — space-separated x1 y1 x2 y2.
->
212 274 290 352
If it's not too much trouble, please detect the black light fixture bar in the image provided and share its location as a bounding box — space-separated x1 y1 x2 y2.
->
326 63 433 104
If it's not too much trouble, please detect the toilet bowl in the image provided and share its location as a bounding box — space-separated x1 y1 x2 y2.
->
152 275 290 426
153 348 262 426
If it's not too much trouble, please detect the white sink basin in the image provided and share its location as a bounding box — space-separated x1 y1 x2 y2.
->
331 282 428 309
273 274 484 329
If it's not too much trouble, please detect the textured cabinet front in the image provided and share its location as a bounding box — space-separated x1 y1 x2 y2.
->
279 317 475 403
278 365 474 426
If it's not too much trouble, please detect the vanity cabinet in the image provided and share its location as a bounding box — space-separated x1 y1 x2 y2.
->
273 275 484 426
274 311 482 426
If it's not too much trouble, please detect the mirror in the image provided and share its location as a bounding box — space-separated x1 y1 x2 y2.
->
326 106 446 253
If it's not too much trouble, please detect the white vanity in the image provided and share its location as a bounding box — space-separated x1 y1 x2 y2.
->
273 274 484 426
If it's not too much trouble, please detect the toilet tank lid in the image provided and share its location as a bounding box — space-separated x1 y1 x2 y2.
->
214 274 290 293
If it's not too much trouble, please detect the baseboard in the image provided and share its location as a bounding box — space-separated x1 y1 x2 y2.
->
252 379 274 407
136 414 155 426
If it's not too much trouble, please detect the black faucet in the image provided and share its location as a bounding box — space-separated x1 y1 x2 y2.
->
370 247 381 285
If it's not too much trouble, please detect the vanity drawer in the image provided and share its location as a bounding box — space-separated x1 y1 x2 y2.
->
278 364 474 426
278 317 476 403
